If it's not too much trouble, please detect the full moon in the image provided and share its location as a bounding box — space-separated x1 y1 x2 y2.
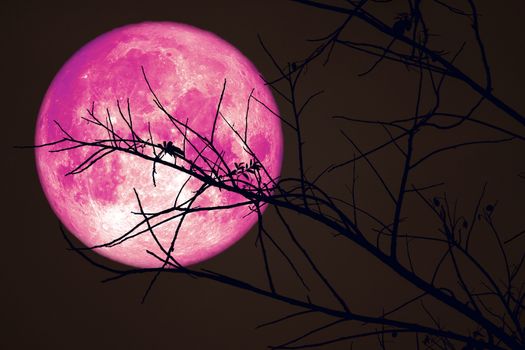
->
35 22 283 268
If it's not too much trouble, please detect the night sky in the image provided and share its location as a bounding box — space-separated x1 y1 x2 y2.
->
3 1 525 349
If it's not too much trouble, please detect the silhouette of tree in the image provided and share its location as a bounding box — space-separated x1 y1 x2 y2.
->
29 1 524 348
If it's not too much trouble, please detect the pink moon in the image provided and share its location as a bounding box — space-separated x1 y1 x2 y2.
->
35 22 283 268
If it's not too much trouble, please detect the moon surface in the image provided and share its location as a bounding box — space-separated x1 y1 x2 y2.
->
35 22 283 268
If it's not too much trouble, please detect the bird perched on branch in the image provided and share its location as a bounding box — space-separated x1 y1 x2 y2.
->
157 140 184 161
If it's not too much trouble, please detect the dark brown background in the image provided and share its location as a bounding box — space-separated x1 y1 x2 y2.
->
3 0 524 349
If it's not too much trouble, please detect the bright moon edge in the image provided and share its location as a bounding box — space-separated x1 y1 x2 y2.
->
35 21 284 268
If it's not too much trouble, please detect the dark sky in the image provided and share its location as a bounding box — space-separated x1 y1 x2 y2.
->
3 1 525 349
